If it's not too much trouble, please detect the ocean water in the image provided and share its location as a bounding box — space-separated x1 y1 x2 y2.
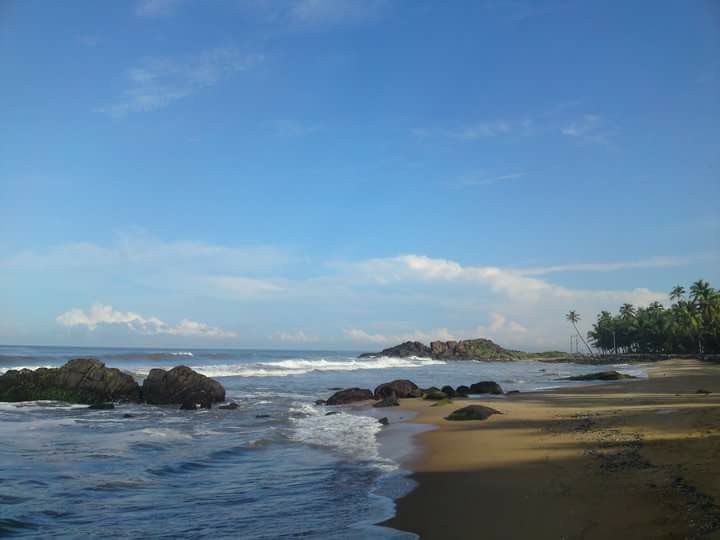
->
0 346 647 539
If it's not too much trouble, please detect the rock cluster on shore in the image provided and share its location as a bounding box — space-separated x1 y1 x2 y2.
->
359 338 522 361
322 378 507 417
0 359 226 409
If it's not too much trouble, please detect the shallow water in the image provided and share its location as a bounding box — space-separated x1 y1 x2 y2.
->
0 345 646 538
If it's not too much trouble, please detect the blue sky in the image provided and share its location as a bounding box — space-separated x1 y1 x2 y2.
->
1 0 719 350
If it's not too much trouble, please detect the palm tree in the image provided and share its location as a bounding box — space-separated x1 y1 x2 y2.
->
619 303 636 319
670 285 685 304
690 280 717 353
566 310 594 356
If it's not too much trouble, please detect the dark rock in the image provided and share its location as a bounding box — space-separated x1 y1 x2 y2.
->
359 341 432 359
441 385 456 398
446 405 502 421
0 359 141 404
179 390 214 410
456 385 470 397
469 381 504 395
424 390 448 401
142 366 225 405
420 386 440 395
314 399 327 405
378 417 389 426
696 389 712 394
255 414 271 418
506 390 520 395
565 371 636 381
219 402 239 410
373 397 400 408
327 387 342 391
87 402 114 410
326 388 373 405
122 413 135 419
325 411 339 416
374 380 421 400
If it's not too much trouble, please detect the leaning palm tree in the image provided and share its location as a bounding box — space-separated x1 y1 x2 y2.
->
566 310 594 356
619 303 636 319
670 285 685 304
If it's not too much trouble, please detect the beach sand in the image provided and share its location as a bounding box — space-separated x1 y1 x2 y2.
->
381 359 720 539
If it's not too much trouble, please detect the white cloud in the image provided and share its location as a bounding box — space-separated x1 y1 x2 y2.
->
135 0 181 18
515 256 694 276
458 171 527 187
290 0 386 25
209 276 286 299
99 47 263 117
57 304 237 337
272 330 319 343
560 113 615 145
345 327 457 345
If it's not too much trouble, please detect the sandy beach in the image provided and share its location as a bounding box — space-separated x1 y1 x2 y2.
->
382 359 720 539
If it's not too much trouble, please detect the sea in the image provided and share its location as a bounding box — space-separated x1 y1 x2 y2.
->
0 345 647 539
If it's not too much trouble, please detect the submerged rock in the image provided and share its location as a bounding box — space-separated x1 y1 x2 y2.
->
87 402 114 410
373 397 400 408
142 366 225 406
469 381 504 395
326 388 373 405
219 402 239 410
565 371 636 381
446 405 502 421
378 417 389 426
0 358 141 404
374 380 422 400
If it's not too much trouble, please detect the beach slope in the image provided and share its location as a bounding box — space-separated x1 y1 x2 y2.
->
382 359 720 539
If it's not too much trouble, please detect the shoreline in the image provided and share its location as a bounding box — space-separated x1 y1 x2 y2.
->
378 358 720 539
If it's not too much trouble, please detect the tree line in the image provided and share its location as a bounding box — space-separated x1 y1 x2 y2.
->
575 280 719 355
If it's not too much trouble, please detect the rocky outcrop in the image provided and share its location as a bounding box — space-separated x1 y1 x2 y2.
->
373 397 400 407
441 385 456 398
326 388 373 405
142 365 225 407
564 371 636 381
424 389 448 401
0 358 141 404
359 341 432 358
360 337 520 361
446 405 502 421
373 379 422 400
470 381 504 394
456 385 470 397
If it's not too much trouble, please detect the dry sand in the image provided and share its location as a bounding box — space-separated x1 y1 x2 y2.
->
381 359 720 539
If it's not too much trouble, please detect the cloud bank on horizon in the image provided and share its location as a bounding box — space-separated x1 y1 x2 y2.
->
1 1 718 350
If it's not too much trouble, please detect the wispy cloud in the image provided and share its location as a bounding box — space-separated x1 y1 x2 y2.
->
57 304 237 337
208 276 286 299
289 0 387 26
99 47 263 117
458 171 527 187
272 330 320 343
515 256 696 276
345 327 456 345
413 118 532 141
135 0 182 18
561 113 614 144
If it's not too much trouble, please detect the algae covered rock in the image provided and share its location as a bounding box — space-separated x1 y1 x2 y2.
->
0 358 140 404
446 405 502 421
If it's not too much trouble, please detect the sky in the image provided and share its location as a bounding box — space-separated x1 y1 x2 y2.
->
1 0 719 351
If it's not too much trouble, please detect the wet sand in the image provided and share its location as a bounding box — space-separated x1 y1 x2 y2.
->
381 359 720 539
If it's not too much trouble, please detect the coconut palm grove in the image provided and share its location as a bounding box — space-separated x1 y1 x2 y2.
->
585 280 720 355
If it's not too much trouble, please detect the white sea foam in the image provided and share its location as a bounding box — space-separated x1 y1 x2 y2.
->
130 355 445 378
170 351 194 357
0 364 54 375
287 403 395 470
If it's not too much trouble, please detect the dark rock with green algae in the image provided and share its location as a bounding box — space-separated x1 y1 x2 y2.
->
565 371 636 381
0 358 140 404
446 405 502 421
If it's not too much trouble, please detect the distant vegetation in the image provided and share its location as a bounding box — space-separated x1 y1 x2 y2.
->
587 280 720 354
511 350 570 360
